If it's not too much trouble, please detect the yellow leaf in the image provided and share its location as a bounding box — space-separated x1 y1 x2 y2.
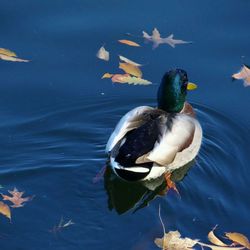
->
118 39 140 47
0 54 29 62
119 62 142 78
208 226 228 246
101 73 113 79
96 46 109 61
119 55 142 67
226 232 250 249
0 48 17 57
0 201 11 221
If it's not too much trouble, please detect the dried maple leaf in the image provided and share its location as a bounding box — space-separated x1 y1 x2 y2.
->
1 188 33 208
0 201 11 221
143 28 191 49
118 39 140 47
232 64 250 87
225 232 250 249
119 55 142 67
119 62 142 78
155 231 198 250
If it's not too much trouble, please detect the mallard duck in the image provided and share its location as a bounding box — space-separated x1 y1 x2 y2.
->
106 69 202 183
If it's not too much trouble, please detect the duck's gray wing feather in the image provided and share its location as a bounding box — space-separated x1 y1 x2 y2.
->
106 106 155 153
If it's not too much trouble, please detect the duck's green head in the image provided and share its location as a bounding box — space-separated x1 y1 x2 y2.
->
157 69 197 112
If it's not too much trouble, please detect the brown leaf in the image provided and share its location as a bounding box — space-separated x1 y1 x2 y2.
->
1 188 33 208
226 232 250 249
119 62 142 78
96 46 109 61
143 28 191 49
0 48 17 57
232 65 250 87
208 226 228 246
0 54 29 62
0 201 11 221
118 39 140 47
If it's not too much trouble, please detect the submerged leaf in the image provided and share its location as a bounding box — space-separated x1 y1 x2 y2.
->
232 65 250 87
119 62 142 78
225 232 250 249
118 39 140 47
208 226 228 246
119 55 142 67
0 201 11 221
96 46 109 61
143 28 191 49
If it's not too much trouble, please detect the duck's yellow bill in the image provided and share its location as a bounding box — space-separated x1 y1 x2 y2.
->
187 82 197 90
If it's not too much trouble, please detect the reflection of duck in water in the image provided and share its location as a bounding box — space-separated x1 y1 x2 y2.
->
106 69 202 188
104 161 194 214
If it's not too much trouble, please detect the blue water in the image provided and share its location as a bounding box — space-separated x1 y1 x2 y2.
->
0 0 250 249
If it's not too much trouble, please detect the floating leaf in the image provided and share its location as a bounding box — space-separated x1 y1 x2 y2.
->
118 39 140 47
119 62 142 78
155 231 198 250
118 75 151 85
111 73 130 83
0 201 11 221
1 187 33 208
208 226 228 246
119 55 142 67
198 242 244 250
0 48 17 57
232 64 250 87
103 73 151 85
225 232 250 249
143 28 191 49
0 54 29 62
96 46 109 61
101 73 113 79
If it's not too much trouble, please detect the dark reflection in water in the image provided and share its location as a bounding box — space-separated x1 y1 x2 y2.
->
104 161 194 214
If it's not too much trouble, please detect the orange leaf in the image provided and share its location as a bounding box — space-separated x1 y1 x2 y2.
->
111 74 130 83
1 188 33 208
226 232 250 249
101 73 113 79
118 39 140 47
119 62 142 78
0 201 11 221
